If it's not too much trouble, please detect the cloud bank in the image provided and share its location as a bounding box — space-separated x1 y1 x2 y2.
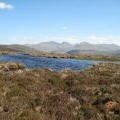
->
0 2 14 10
44 35 120 45
1 35 120 45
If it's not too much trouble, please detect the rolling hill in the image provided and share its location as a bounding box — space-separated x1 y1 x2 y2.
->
0 44 36 53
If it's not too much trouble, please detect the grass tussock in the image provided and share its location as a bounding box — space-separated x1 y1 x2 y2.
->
0 62 120 120
0 62 25 72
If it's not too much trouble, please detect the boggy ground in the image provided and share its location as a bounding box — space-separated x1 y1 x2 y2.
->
28 51 120 61
0 62 120 120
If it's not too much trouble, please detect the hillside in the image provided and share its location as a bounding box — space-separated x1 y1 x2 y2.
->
0 45 20 52
0 44 36 54
0 62 119 120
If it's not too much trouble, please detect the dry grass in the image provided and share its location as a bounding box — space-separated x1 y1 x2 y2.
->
28 51 120 61
0 62 119 120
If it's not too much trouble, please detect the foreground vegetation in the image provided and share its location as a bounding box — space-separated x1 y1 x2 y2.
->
0 62 119 120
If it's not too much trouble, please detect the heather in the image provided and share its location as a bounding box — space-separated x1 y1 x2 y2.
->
0 62 119 120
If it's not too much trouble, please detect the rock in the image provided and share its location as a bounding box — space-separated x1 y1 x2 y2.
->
105 101 119 111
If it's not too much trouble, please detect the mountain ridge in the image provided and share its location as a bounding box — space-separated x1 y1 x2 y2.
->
25 41 120 55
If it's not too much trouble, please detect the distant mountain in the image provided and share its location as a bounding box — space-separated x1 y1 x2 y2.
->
27 41 60 52
110 50 120 55
0 44 35 52
26 41 120 55
75 42 120 51
27 41 74 53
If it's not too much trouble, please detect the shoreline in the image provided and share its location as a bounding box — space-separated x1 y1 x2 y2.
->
0 50 120 62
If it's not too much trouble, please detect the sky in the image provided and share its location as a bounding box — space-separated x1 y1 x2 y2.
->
0 0 120 45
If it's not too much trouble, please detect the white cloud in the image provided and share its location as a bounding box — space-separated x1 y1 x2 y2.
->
0 35 120 45
0 2 14 10
86 35 120 45
12 36 41 44
48 35 120 45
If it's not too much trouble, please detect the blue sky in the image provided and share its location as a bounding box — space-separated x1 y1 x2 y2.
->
0 0 120 45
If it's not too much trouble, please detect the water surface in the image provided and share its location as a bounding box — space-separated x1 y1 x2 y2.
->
0 54 106 71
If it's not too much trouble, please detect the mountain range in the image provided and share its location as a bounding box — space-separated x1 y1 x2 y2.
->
0 42 120 55
26 41 120 55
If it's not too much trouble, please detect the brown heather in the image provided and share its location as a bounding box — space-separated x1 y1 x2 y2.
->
0 62 119 120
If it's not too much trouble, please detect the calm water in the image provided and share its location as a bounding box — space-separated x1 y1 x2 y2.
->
0 54 104 71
